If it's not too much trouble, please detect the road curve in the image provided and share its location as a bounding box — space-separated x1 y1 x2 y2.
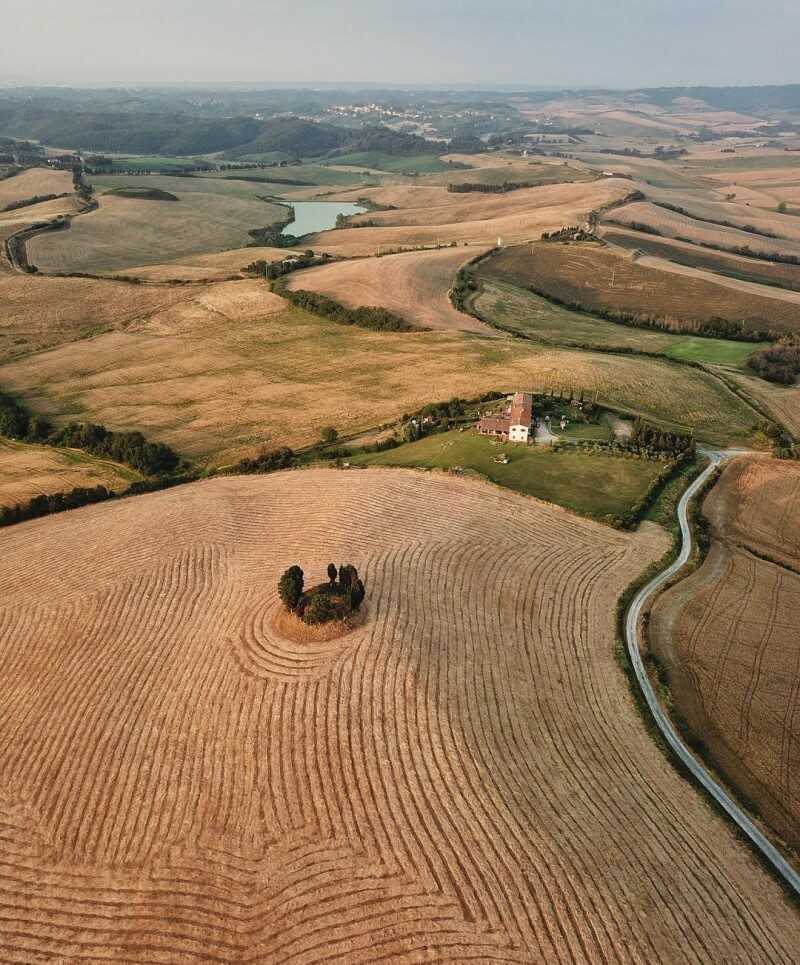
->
624 451 800 896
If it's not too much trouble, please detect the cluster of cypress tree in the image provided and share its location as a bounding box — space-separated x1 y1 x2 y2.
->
278 563 366 626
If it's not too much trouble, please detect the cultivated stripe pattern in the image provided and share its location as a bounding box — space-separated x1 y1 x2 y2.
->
0 469 797 962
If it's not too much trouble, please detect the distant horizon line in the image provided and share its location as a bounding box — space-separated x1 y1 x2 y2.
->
1 79 799 94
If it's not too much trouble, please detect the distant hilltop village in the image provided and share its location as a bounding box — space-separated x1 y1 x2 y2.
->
478 392 534 443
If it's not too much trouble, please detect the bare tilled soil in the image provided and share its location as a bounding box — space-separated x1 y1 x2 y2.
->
0 468 798 962
651 457 800 852
286 246 495 335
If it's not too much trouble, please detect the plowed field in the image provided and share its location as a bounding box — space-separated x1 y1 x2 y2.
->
651 457 800 851
1 468 798 961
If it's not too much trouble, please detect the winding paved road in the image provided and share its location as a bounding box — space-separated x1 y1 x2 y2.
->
624 450 800 896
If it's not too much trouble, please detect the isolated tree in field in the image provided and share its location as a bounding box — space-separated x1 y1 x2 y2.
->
778 201 788 214
320 426 338 444
327 562 338 587
278 565 304 611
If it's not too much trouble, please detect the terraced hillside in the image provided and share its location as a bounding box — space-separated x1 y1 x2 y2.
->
1 469 798 961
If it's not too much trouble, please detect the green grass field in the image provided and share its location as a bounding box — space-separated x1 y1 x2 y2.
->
90 156 212 172
199 164 381 189
473 278 764 368
351 429 664 519
328 152 456 174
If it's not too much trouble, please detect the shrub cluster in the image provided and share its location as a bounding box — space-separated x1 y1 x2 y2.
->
0 391 182 476
275 285 418 332
232 446 295 474
278 563 366 626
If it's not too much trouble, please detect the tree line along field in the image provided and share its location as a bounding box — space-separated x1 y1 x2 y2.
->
651 457 800 853
473 277 766 367
0 167 73 208
482 241 800 337
26 175 290 274
1 467 799 961
0 301 765 467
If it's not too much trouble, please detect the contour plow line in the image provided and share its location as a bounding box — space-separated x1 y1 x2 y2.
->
624 449 800 896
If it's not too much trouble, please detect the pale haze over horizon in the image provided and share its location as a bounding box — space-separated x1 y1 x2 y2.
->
1 0 798 89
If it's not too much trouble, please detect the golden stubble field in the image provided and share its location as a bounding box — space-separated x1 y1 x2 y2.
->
0 300 762 465
0 167 73 208
303 178 634 256
1 467 798 962
286 246 495 335
651 457 800 851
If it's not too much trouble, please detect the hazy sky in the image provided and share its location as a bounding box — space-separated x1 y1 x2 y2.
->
2 0 798 88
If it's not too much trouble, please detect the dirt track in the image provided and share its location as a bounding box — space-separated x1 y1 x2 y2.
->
1 468 798 962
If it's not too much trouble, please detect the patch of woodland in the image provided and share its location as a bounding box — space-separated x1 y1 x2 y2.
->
105 187 179 202
747 337 800 385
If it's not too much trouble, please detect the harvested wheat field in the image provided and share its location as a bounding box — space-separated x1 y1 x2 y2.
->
606 201 800 263
304 178 634 256
0 438 137 508
0 304 761 464
651 457 800 852
286 246 494 335
0 468 798 961
483 242 800 336
0 168 73 209
27 181 289 273
0 272 283 362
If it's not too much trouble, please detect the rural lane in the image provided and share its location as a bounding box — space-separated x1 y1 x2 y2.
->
624 450 800 897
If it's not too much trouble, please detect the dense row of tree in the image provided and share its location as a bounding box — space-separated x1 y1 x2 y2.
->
447 181 536 194
275 285 418 332
0 391 182 476
0 485 113 528
630 418 695 455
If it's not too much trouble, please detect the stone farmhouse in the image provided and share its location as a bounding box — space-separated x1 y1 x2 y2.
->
477 392 534 443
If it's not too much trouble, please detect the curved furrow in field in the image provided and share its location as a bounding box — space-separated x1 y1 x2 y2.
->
0 470 799 962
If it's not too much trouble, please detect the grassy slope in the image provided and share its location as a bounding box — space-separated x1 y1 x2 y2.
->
328 152 454 174
351 428 663 519
473 278 764 367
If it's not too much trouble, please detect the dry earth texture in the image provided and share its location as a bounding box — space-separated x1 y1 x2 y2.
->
302 179 634 256
1 468 799 962
0 303 761 465
484 242 800 336
0 438 136 508
285 247 494 335
651 457 800 852
26 177 289 273
0 168 73 208
606 201 800 263
117 247 303 282
0 271 284 364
